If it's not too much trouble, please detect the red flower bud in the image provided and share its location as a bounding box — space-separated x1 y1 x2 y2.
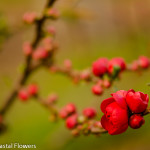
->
92 84 103 95
138 56 150 69
108 57 126 74
47 93 58 104
28 84 38 96
83 108 96 119
130 60 139 71
23 12 36 24
64 59 72 70
126 89 149 113
129 114 145 129
47 8 60 19
92 58 109 77
23 42 32 56
80 70 91 81
18 89 29 101
103 79 111 88
32 47 49 60
59 108 68 119
66 114 78 129
65 103 76 114
47 26 56 35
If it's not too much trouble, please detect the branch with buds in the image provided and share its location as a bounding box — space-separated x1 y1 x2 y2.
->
0 0 150 136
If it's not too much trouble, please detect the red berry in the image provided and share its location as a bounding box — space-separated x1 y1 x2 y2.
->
18 89 29 101
129 114 145 129
138 56 150 69
28 84 38 96
83 108 96 119
65 103 76 114
66 114 78 129
92 84 103 95
92 58 108 77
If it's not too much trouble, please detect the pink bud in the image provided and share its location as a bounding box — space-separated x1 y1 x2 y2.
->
65 103 76 114
92 84 103 95
138 56 150 69
130 61 139 71
18 89 29 101
59 108 68 119
23 42 32 56
32 47 49 60
64 59 72 70
23 12 36 24
47 26 56 35
103 79 111 88
28 84 38 96
47 93 58 104
80 70 91 80
47 8 60 19
66 114 78 129
83 108 96 119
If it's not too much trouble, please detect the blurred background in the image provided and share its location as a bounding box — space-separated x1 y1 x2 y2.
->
0 0 150 150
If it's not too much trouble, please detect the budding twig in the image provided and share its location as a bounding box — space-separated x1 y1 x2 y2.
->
0 0 57 115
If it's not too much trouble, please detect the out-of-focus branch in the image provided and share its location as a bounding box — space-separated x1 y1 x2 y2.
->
0 0 57 115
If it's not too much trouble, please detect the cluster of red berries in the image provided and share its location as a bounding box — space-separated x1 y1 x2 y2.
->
18 84 38 101
100 89 149 135
59 103 97 131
